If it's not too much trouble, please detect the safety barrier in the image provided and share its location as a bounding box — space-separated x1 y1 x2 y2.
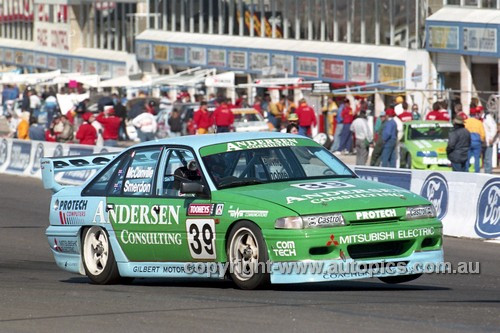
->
354 166 499 240
0 138 498 240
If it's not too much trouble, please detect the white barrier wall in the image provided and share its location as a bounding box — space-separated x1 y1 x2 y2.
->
354 166 499 240
0 138 498 240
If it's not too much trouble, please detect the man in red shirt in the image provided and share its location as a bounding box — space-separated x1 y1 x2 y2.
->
337 99 354 153
396 102 413 122
438 101 451 121
213 98 234 133
76 112 97 145
425 102 441 120
295 99 317 137
96 106 121 146
193 101 213 134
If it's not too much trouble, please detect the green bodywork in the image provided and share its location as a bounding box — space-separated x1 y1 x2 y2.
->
107 138 442 264
400 121 452 171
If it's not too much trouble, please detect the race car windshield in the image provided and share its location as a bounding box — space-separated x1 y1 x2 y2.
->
202 146 354 189
408 125 451 141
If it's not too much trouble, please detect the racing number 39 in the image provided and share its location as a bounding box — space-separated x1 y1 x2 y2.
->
186 219 216 260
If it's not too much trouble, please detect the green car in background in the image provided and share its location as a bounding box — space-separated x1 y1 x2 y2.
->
42 132 443 290
400 121 452 170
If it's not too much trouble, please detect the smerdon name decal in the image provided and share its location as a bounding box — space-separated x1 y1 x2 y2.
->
286 188 407 204
355 209 397 220
227 138 298 152
338 227 436 244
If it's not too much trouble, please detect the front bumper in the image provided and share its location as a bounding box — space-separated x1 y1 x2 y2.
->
270 249 443 284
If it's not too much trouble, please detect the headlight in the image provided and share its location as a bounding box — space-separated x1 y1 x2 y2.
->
406 205 436 220
303 213 345 228
416 151 438 157
275 217 303 229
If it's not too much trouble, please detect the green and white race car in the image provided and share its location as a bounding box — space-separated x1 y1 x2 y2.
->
400 121 452 170
42 132 443 289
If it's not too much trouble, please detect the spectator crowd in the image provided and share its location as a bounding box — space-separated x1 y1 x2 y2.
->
1 83 498 173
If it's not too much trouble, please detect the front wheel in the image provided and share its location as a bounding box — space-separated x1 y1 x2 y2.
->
82 226 121 284
378 274 422 284
227 221 270 290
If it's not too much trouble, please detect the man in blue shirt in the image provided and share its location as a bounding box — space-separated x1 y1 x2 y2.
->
381 108 397 167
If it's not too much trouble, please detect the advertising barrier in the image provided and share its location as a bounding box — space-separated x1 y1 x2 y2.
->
355 166 500 240
0 139 498 240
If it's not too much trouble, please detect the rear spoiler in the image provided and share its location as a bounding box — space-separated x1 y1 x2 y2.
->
41 153 118 192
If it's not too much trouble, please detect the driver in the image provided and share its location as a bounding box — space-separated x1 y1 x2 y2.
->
204 154 227 184
173 160 201 190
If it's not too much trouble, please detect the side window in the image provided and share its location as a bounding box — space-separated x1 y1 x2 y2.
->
83 154 125 196
119 147 163 196
161 149 200 197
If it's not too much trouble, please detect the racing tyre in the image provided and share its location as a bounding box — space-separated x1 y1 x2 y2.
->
82 226 121 284
378 274 422 284
227 221 270 290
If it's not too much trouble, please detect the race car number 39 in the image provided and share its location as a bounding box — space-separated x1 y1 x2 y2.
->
186 219 216 260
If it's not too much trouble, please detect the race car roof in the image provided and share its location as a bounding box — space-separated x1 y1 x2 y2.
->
133 132 302 150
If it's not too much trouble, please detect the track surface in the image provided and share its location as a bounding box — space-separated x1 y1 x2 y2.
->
0 174 499 333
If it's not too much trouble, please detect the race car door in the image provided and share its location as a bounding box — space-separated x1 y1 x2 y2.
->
105 146 166 262
151 147 217 262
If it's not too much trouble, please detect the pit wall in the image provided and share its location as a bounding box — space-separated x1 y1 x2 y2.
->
0 138 498 240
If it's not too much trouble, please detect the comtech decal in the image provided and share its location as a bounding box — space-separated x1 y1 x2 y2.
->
228 208 268 218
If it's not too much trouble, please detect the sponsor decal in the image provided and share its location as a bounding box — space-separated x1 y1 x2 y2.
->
133 265 161 273
475 179 500 238
227 138 298 152
6 141 31 172
0 139 8 167
228 208 268 218
55 199 88 225
188 204 214 216
120 230 182 245
215 204 224 216
326 234 339 246
93 202 181 225
60 147 95 183
286 188 408 204
31 143 44 174
272 241 296 257
355 209 397 220
186 219 216 260
338 227 435 244
291 181 355 191
126 166 154 179
420 173 448 220
56 199 88 211
123 180 152 193
52 238 78 254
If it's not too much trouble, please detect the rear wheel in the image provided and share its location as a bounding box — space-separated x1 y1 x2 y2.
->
82 226 120 284
378 274 422 284
227 221 269 290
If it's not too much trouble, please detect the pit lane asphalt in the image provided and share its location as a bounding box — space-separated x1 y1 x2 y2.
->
0 174 499 333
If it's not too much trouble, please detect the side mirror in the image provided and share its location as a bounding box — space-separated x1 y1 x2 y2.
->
180 182 205 195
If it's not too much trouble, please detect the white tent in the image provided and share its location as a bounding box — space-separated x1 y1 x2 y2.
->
0 70 61 85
